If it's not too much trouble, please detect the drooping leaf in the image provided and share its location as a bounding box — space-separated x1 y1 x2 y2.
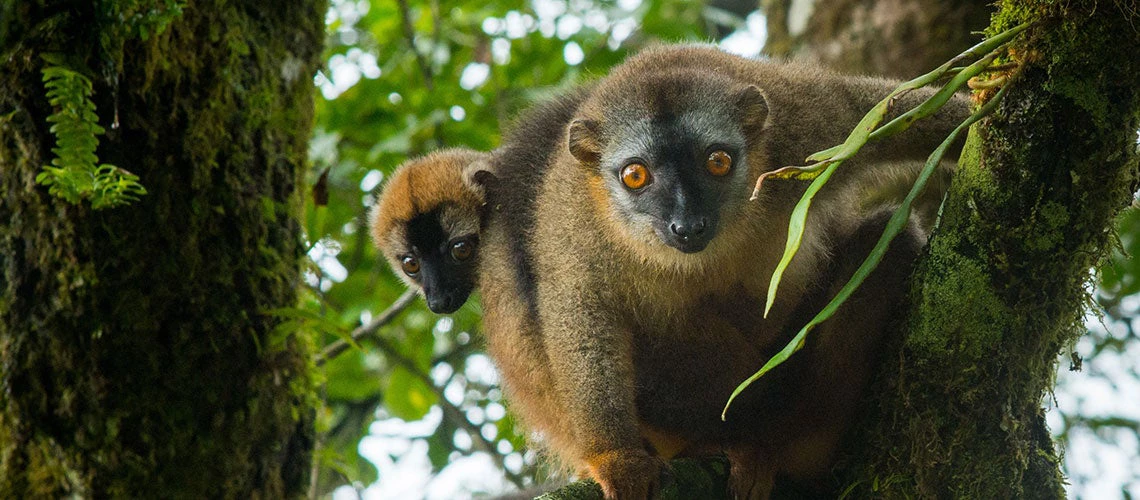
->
725 85 1011 420
760 23 1029 314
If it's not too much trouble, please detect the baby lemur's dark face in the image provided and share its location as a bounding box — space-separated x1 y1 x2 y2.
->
398 207 478 314
571 73 765 257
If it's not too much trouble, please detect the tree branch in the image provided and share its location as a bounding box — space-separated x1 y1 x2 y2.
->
535 457 730 500
367 319 526 488
316 288 418 364
316 287 525 488
396 0 434 91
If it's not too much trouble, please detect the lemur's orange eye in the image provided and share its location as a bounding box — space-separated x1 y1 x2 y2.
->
707 150 732 176
401 256 420 276
451 240 474 261
620 163 651 190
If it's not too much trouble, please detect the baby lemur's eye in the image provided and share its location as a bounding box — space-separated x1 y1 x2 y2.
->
451 240 475 261
400 256 420 276
620 162 651 190
706 150 733 176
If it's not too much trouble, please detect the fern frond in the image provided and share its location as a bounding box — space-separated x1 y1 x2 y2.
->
37 56 146 209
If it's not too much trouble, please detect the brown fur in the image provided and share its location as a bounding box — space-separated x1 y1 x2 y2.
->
475 45 964 498
476 87 593 473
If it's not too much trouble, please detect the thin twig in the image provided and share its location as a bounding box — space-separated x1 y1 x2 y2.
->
315 289 527 486
396 0 434 91
308 385 327 500
317 288 419 364
427 0 445 145
429 0 442 59
368 325 527 488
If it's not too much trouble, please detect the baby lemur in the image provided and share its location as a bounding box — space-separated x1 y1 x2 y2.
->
369 149 489 314
373 45 970 499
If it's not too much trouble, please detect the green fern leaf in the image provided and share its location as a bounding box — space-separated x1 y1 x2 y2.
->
37 55 146 209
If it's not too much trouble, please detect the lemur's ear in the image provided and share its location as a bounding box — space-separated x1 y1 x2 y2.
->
736 85 769 134
463 156 498 197
568 119 602 165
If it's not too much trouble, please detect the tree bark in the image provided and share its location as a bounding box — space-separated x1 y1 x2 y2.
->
763 0 992 79
0 0 325 496
837 2 1140 497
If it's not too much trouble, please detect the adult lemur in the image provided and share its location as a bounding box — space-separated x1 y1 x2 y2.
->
373 44 969 499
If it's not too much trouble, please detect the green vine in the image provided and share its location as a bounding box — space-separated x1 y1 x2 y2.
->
36 55 145 209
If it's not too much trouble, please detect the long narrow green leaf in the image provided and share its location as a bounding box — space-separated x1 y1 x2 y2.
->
724 86 1010 421
749 162 831 200
763 160 841 317
804 22 1028 163
869 49 1001 140
760 23 1029 314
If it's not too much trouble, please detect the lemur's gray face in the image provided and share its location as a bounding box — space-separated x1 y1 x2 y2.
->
578 76 765 255
602 121 747 253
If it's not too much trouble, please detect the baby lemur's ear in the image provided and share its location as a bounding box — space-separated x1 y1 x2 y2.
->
568 119 602 165
462 156 498 197
736 85 769 134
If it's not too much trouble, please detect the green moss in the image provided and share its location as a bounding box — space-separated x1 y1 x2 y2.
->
1 0 326 497
911 239 1013 359
953 126 990 192
1028 201 1068 252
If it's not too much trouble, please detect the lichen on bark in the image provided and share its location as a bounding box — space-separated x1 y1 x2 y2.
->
1 0 326 496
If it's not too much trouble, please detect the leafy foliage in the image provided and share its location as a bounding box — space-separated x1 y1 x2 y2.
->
36 56 145 209
727 84 1010 419
33 1 186 210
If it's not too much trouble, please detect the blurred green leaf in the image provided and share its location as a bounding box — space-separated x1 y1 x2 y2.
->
324 350 383 402
385 366 438 421
427 427 454 469
317 443 379 487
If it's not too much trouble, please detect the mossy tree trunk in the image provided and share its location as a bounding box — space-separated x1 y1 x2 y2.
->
838 2 1140 497
0 0 326 496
